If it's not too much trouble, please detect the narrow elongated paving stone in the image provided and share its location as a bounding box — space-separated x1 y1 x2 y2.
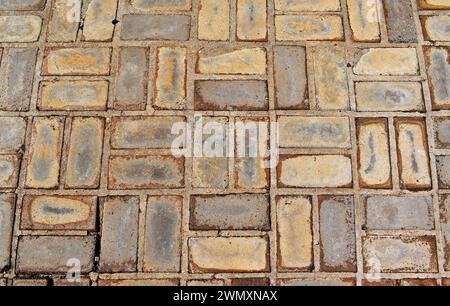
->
131 0 191 11
424 47 450 110
0 0 46 10
418 0 450 9
383 0 417 42
275 0 340 11
354 48 419 76
347 0 381 42
198 0 229 41
143 196 182 272
275 15 344 41
0 194 15 271
197 48 266 75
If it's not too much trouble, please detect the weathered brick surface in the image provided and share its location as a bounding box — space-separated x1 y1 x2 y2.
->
424 47 450 109
0 194 15 271
347 0 381 42
0 15 42 42
383 0 418 42
0 0 46 10
0 117 26 153
436 155 450 188
198 0 229 41
81 0 117 42
421 15 450 42
353 48 419 76
433 117 450 149
0 155 20 188
47 0 80 42
237 0 267 41
275 15 344 41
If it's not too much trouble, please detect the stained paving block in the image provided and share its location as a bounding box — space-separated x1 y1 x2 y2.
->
0 155 20 188
275 15 344 41
347 0 381 42
0 0 46 10
81 0 117 42
436 155 450 188
236 0 267 41
383 0 417 42
198 0 229 41
424 47 450 110
422 15 450 42
0 16 42 42
130 0 191 11
47 0 80 42
0 194 15 271
433 117 450 149
0 117 26 153
353 48 419 76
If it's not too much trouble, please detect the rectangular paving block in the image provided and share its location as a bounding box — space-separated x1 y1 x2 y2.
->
437 155 450 188
190 194 270 230
25 117 64 189
108 155 185 189
277 196 313 271
198 0 229 41
440 195 450 270
353 48 419 76
194 80 268 110
236 0 267 41
0 155 20 188
313 47 349 110
383 0 417 43
347 0 381 42
363 236 437 273
275 0 340 11
16 236 96 274
42 48 112 76
0 117 26 153
279 116 351 149
273 46 308 109
0 0 47 10
98 279 179 286
418 0 450 9
192 157 229 188
99 196 140 272
424 47 450 110
114 47 149 110
47 0 80 42
355 82 424 112
65 117 104 189
363 195 434 230
143 196 182 272
189 237 269 273
39 80 109 111
81 0 117 42
110 116 185 149
395 118 431 190
319 196 356 272
275 15 344 41
421 16 450 42
277 278 355 286
121 14 191 40
20 195 97 231
357 118 392 189
0 48 38 111
433 117 450 149
130 0 192 11
0 15 42 42
0 194 15 271
277 155 353 188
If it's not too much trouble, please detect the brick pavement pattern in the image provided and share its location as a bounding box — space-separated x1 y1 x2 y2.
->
0 0 449 286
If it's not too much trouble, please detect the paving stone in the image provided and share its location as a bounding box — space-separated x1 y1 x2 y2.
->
418 0 450 9
0 194 15 271
82 0 117 42
363 195 434 230
194 80 268 111
0 15 42 42
313 47 349 110
98 279 179 286
440 195 450 270
12 279 48 286
121 14 191 40
131 0 191 11
395 119 431 190
99 196 139 272
236 0 267 41
192 157 229 188
53 277 91 286
114 47 149 110
277 278 355 286
47 0 80 42
436 155 450 188
275 15 344 41
25 117 64 189
353 48 419 76
198 0 229 41
319 196 356 272
21 195 97 231
277 196 313 271
154 47 187 109
108 155 185 189
278 155 353 188
279 116 351 149
197 47 266 75
0 155 20 188
362 236 437 273
362 279 399 286
230 278 270 286
273 46 308 109
187 280 225 286
0 48 38 111
110 116 185 149
189 237 269 273
39 80 109 111
42 48 111 76
433 117 450 149
275 0 340 11
190 194 270 230
0 117 26 154
357 119 392 188
424 47 450 110
383 0 417 42
347 0 381 42
355 82 424 112
16 236 96 274
65 117 104 189
399 279 438 286
143 196 182 272
422 15 450 42
0 0 46 10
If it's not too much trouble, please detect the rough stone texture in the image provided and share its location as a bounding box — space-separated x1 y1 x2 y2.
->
436 155 450 188
198 0 229 41
275 0 340 11
237 0 267 41
82 0 117 42
433 117 450 149
347 0 381 42
424 47 450 110
0 117 26 153
0 194 15 271
422 15 450 42
0 0 46 10
353 48 419 76
0 155 20 188
275 15 344 41
131 0 191 11
383 0 418 42
47 0 80 42
0 15 42 42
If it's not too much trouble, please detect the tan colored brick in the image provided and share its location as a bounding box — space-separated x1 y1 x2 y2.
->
353 48 419 76
108 155 185 189
198 0 229 41
13 279 48 286
313 47 349 110
154 47 187 109
277 196 313 271
25 117 64 189
395 118 431 190
230 278 270 286
189 237 269 272
0 15 42 42
39 80 109 111
187 280 225 286
275 0 340 11
0 0 46 10
131 0 191 11
236 0 267 41
197 47 266 75
278 155 353 188
47 0 80 42
193 158 229 188
436 155 450 188
275 15 344 41
53 277 91 286
0 155 20 188
424 47 450 110
422 15 450 42
82 0 117 42
279 116 351 149
363 236 437 273
0 117 26 153
433 117 450 149
418 0 450 9
20 195 97 231
42 48 112 76
0 194 15 271
400 279 438 286
65 117 104 189
278 278 355 286
98 279 179 286
357 119 392 189
347 0 381 42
